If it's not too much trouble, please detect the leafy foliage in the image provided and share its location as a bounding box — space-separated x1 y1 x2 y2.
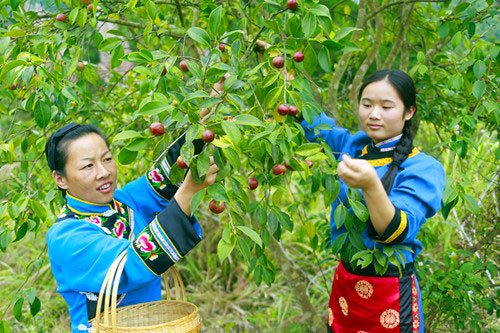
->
0 0 498 331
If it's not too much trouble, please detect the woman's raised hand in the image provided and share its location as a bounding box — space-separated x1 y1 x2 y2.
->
174 157 220 215
337 154 379 191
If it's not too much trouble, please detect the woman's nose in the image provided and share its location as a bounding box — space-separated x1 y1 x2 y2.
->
96 163 111 178
369 107 382 119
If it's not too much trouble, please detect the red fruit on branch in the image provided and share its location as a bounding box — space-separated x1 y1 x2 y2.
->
177 156 188 169
209 200 226 214
9 83 16 90
149 122 165 136
277 104 289 115
272 55 285 68
179 59 189 72
292 51 304 62
218 44 225 51
202 129 215 143
305 160 313 168
56 13 67 22
272 164 286 175
288 105 298 117
248 178 259 190
287 0 299 11
87 4 94 11
77 62 85 71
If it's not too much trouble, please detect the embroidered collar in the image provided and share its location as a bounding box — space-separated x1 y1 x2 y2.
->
66 193 119 216
374 134 402 152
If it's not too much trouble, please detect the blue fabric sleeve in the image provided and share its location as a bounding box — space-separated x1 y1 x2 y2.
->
46 198 201 294
300 112 353 154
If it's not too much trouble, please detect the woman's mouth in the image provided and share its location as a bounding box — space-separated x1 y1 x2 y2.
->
97 182 113 193
368 124 382 130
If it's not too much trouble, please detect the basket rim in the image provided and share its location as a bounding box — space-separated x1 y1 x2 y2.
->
93 300 200 330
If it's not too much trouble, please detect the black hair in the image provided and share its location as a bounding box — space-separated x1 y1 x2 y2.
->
45 123 108 195
358 69 417 194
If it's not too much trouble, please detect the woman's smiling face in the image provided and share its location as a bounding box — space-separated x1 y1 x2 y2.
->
358 79 415 144
53 133 117 204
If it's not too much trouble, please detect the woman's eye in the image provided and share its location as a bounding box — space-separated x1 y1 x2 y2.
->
83 164 93 169
383 106 392 110
362 104 371 108
104 157 113 162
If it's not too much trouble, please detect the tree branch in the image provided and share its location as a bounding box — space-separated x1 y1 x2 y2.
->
363 0 448 25
382 3 414 69
174 0 185 28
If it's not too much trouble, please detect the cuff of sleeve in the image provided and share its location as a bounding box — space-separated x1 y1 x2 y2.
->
132 198 201 276
367 208 408 246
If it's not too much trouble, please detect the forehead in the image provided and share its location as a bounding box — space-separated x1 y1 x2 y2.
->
361 80 401 102
64 133 109 160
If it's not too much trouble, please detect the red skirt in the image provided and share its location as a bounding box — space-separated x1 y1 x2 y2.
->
328 260 421 332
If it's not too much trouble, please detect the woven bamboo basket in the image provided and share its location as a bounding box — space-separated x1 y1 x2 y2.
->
91 251 201 333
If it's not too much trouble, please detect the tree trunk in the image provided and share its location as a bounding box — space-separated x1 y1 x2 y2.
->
382 3 414 69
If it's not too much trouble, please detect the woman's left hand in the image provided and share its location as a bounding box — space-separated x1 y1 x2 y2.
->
337 154 379 190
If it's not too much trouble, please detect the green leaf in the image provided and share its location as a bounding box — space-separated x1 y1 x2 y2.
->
233 115 264 127
76 8 87 27
348 228 365 250
221 121 241 146
0 37 10 55
0 60 27 80
125 138 148 151
350 201 369 222
302 13 317 38
30 200 47 220
137 101 171 116
437 22 449 39
197 150 211 177
295 143 322 156
98 37 123 52
462 193 479 215
0 319 10 332
317 46 331 72
236 226 262 248
187 27 211 47
209 6 223 35
13 297 23 321
180 142 195 166
331 232 347 253
29 297 41 317
181 90 209 106
333 27 361 41
309 4 331 18
13 223 27 242
223 147 240 170
217 229 235 263
417 51 425 64
117 148 137 165
112 130 142 142
110 44 124 69
207 183 229 202
472 80 485 100
189 190 205 216
34 101 52 129
473 60 486 79
333 204 347 229
264 86 283 109
62 87 78 102
303 44 318 76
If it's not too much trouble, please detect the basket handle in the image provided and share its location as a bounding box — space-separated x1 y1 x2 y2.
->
93 250 187 332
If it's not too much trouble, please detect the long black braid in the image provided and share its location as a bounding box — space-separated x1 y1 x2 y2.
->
358 69 417 194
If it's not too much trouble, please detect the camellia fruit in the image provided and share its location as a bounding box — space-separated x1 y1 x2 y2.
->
8 84 16 90
177 156 188 169
272 55 285 68
209 200 226 214
287 0 299 11
288 105 298 117
77 62 85 71
272 164 287 175
179 59 189 72
56 13 67 22
87 4 94 11
218 44 225 51
292 51 304 62
202 129 215 143
149 122 165 136
248 178 259 190
277 104 289 115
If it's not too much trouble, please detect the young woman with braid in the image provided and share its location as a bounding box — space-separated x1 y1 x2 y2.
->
300 70 445 332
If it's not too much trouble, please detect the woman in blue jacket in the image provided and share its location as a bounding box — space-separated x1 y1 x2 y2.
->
45 123 217 332
301 70 445 332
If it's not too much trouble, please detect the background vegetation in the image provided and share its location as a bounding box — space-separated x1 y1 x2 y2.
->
0 0 498 332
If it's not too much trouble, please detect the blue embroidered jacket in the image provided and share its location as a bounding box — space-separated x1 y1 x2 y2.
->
301 112 445 267
46 138 203 332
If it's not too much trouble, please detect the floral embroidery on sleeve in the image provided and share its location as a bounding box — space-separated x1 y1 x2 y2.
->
135 232 162 261
148 168 167 190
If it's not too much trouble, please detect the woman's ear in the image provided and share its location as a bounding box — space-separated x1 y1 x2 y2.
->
404 105 416 121
52 170 68 190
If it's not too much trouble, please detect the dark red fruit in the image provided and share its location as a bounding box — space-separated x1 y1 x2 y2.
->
272 164 286 176
177 156 188 169
56 13 67 22
8 83 16 90
87 3 94 11
218 44 225 51
272 55 285 68
179 59 189 72
288 105 298 117
161 66 167 76
305 160 313 168
209 200 226 214
77 62 85 71
149 122 165 136
292 51 304 62
248 178 259 190
277 104 289 115
202 129 215 143
287 0 299 11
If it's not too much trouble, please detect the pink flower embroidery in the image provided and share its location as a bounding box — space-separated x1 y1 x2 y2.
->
136 233 156 252
148 169 164 184
85 216 102 225
113 221 125 238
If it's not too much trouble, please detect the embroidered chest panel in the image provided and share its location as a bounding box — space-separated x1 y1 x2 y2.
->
57 201 134 240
